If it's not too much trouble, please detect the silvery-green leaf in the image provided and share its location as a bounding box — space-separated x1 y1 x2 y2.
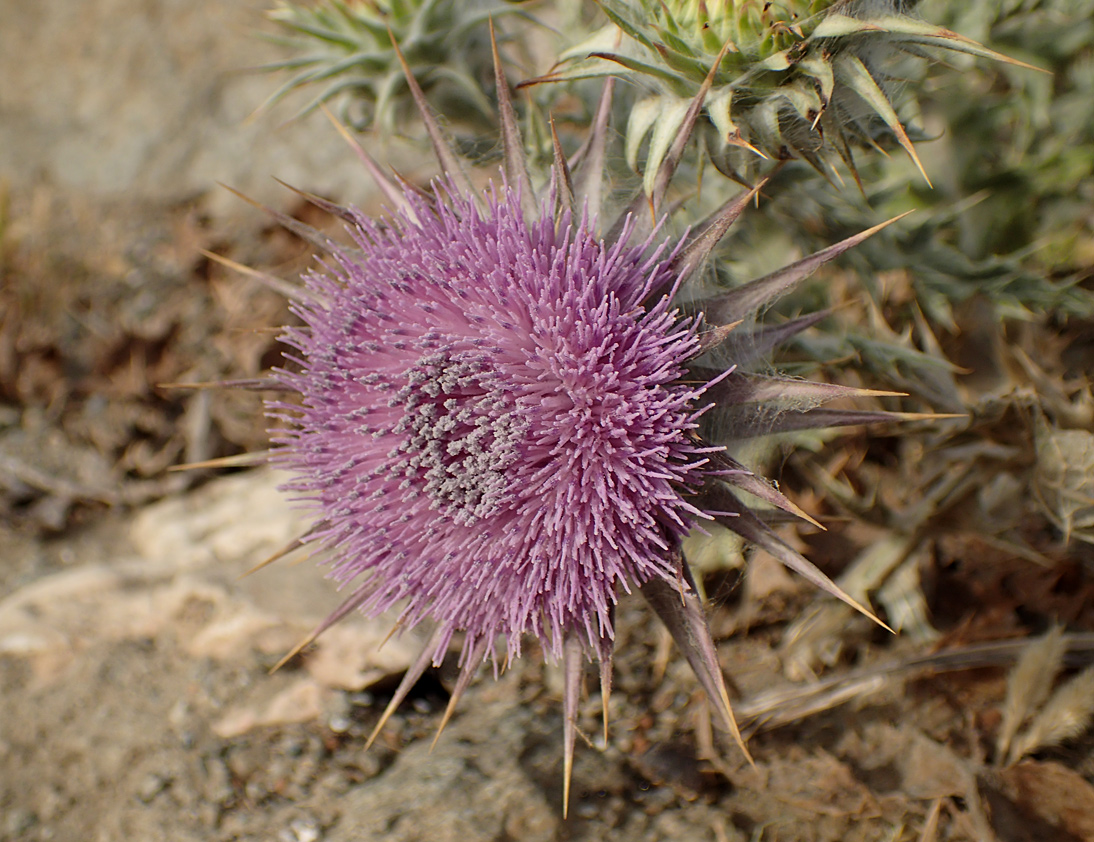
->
707 87 738 143
760 49 793 72
626 97 670 172
597 0 661 54
798 53 835 105
774 83 823 122
590 51 691 91
557 24 624 63
644 98 693 196
810 14 886 39
832 52 931 185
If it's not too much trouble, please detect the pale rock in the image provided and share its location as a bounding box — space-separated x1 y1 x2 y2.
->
0 469 417 720
129 468 304 572
212 677 327 739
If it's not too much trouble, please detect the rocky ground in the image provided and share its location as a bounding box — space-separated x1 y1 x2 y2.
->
9 466 1061 842
5 2 1094 841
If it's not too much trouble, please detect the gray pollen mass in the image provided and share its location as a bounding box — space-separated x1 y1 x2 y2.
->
389 351 528 525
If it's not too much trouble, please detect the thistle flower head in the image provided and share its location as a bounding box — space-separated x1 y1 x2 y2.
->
272 185 710 666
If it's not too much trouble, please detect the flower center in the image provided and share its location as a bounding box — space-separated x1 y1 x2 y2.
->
389 351 527 525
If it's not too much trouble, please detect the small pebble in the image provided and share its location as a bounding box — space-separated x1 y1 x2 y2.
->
278 815 322 842
137 772 170 803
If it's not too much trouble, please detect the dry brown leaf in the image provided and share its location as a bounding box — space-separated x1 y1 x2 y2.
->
1034 415 1094 544
876 544 939 644
780 533 909 680
997 760 1094 842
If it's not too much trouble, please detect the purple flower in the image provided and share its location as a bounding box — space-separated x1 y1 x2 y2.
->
239 39 901 813
272 186 713 667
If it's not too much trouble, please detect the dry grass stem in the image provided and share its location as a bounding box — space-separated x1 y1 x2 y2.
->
1008 666 1094 764
995 625 1066 763
917 799 942 842
737 634 1094 735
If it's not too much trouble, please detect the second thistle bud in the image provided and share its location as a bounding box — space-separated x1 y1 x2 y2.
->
540 0 1031 189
